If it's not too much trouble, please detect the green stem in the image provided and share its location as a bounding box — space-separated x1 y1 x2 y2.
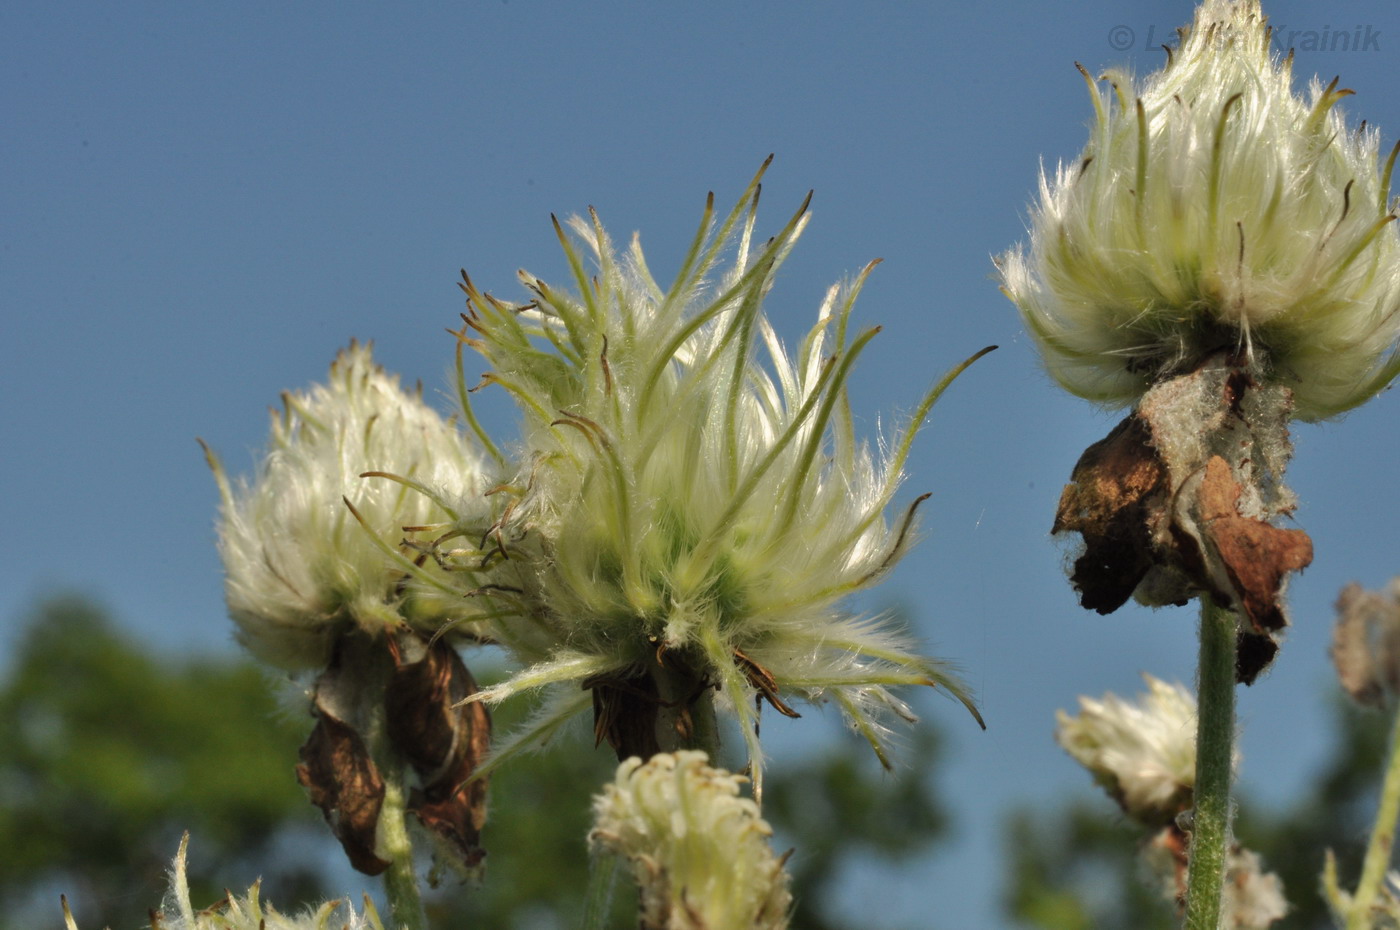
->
1183 598 1238 930
342 633 428 930
580 850 623 930
596 660 718 930
1346 696 1400 929
653 659 721 759
377 772 428 930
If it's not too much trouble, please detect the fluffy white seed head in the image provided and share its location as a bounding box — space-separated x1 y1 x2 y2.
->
453 169 983 780
590 751 792 930
207 342 493 670
1056 674 1207 824
999 0 1400 420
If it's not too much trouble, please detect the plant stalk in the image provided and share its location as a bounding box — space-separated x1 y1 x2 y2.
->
1183 598 1238 930
653 657 720 758
1346 696 1400 929
346 633 429 930
580 849 624 930
377 771 428 930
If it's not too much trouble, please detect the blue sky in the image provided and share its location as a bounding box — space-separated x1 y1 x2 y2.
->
4 2 1400 927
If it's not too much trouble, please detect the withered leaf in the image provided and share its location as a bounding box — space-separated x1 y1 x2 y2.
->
1331 581 1400 707
1332 583 1382 706
588 670 662 761
1196 456 1313 636
1053 415 1167 613
296 710 388 875
387 639 491 879
1235 631 1281 687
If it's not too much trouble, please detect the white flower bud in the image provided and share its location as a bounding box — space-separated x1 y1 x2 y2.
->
205 342 492 670
1056 674 1207 824
999 0 1400 420
590 751 792 930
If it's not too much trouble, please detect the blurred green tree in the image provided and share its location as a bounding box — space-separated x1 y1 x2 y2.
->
2 598 953 929
1004 800 1176 930
0 597 324 930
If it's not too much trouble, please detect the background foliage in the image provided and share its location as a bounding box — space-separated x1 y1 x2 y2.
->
5 598 1393 928
2 599 949 930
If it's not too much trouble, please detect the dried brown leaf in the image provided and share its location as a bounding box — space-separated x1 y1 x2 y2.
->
1053 415 1167 613
296 708 388 875
387 639 491 879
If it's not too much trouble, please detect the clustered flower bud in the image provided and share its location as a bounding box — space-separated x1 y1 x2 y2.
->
205 344 497 889
1056 674 1204 824
999 0 1400 421
205 342 495 670
589 751 792 930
